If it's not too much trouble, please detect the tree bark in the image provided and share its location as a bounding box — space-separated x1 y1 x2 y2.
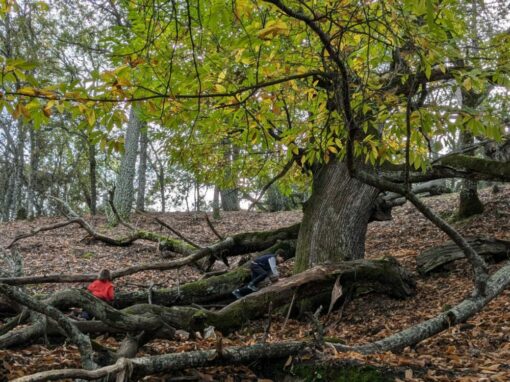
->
295 161 379 273
136 127 148 211
220 139 240 211
87 139 97 215
458 132 483 219
416 238 510 275
212 185 220 219
112 105 143 222
26 127 41 219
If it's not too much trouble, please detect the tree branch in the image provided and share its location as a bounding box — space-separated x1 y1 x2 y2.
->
353 168 488 295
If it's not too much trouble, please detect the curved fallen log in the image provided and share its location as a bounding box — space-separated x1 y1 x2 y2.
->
200 258 415 332
115 240 297 308
417 238 510 275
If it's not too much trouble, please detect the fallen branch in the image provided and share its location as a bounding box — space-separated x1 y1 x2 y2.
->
6 219 81 249
12 341 308 382
417 238 510 275
0 224 300 286
153 216 202 249
354 168 489 296
5 216 196 254
204 213 224 241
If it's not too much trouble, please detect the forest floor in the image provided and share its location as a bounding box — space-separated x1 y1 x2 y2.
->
1 185 510 381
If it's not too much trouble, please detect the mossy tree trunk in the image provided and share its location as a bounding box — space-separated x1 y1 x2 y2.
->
458 130 483 219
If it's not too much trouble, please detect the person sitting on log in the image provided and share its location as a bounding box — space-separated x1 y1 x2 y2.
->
80 269 115 320
232 249 285 299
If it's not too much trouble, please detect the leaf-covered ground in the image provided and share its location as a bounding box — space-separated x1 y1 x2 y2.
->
1 186 509 381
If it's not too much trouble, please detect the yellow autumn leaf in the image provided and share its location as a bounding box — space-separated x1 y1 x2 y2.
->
257 20 289 40
55 101 65 113
18 87 37 96
463 77 472 91
86 109 96 126
213 84 226 93
235 0 252 18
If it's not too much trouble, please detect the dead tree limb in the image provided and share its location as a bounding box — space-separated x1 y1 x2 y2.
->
417 238 510 275
5 216 196 254
153 216 202 249
6 219 81 249
10 357 133 382
204 213 224 241
11 341 308 382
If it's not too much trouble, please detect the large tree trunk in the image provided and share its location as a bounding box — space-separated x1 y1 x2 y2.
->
294 161 379 273
112 106 142 222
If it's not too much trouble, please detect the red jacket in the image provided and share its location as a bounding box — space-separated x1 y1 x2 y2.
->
87 280 114 302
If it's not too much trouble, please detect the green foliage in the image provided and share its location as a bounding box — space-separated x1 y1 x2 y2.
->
0 0 508 199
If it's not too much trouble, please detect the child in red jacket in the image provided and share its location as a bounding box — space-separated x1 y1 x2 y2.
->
80 269 114 320
87 269 114 302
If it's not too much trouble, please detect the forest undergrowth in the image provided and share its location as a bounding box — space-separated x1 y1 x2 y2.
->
1 186 509 381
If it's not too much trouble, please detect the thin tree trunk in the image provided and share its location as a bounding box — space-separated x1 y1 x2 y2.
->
458 130 484 218
26 128 39 219
212 185 220 219
12 122 25 220
159 166 166 213
88 141 97 215
112 105 142 222
220 139 240 211
136 128 148 211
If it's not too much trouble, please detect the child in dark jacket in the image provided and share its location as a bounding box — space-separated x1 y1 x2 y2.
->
80 269 114 320
232 249 285 299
